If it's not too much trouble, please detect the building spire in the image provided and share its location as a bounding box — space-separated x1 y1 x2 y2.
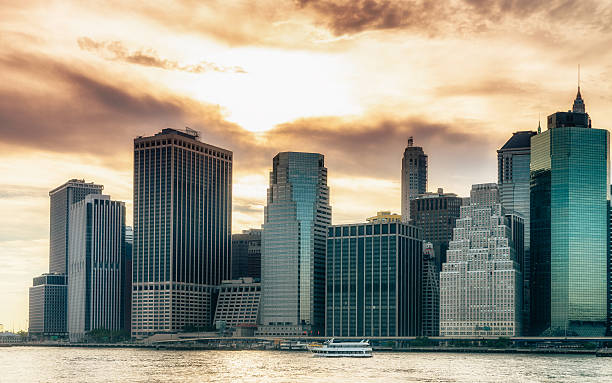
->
572 64 585 114
538 114 541 134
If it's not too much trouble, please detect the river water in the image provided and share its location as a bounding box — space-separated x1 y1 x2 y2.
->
1 347 611 382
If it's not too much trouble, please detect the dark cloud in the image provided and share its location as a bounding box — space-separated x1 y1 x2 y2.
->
435 79 539 97
77 37 246 74
295 0 610 36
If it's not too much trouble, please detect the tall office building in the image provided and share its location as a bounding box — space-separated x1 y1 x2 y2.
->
401 137 427 222
49 179 103 274
68 195 125 341
28 273 68 338
132 128 232 338
440 183 523 337
326 221 422 337
231 229 262 279
530 89 609 336
259 152 331 336
498 130 536 332
421 242 439 336
123 226 133 335
410 188 462 269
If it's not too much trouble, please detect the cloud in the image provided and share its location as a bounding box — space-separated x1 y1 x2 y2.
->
77 37 246 74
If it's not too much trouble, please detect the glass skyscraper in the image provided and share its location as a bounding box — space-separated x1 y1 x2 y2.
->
132 128 232 338
68 195 125 341
530 89 609 336
401 137 427 222
497 130 536 332
326 221 422 337
259 152 331 336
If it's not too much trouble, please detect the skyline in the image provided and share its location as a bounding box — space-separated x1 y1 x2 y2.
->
3 0 612 331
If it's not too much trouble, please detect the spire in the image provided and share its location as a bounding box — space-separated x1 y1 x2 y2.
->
572 64 585 114
538 116 541 134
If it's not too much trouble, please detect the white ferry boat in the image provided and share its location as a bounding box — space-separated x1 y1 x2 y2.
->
307 339 372 357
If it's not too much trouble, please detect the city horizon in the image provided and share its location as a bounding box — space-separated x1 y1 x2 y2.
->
2 0 612 337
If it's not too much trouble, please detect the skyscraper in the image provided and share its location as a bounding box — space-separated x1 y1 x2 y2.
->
326 221 422 337
440 183 523 337
410 188 462 269
497 130 536 332
258 152 331 336
231 229 262 279
132 128 232 338
68 195 125 341
421 242 439 337
401 137 427 222
49 179 103 274
28 273 68 339
530 89 609 336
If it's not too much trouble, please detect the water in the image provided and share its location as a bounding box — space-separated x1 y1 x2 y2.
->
1 347 611 382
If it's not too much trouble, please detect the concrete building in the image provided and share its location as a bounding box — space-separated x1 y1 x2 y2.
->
530 89 609 336
68 195 125 341
498 130 536 333
410 188 463 269
326 221 422 337
132 128 232 338
123 226 133 335
29 273 68 338
49 179 104 274
440 183 523 337
401 137 427 222
214 278 261 329
259 152 331 336
231 229 262 279
366 211 402 224
421 242 439 336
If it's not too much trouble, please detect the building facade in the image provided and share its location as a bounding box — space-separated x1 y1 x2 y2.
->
401 137 427 222
421 242 439 336
530 90 609 336
259 152 331 336
498 131 536 333
28 273 68 338
366 211 402 224
410 188 462 269
49 179 104 274
123 226 133 335
231 229 262 279
132 128 232 338
68 195 125 341
214 278 261 328
326 221 422 337
440 183 523 337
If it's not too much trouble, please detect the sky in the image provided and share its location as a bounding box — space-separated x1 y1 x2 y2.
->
2 0 612 331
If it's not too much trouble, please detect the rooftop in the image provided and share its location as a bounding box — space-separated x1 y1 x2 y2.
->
499 131 537 151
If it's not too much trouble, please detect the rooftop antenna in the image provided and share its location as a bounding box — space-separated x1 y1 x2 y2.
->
538 113 541 134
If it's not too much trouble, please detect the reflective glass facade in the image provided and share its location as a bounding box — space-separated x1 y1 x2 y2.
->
530 115 609 336
326 222 422 337
132 128 232 338
260 152 331 335
498 131 536 332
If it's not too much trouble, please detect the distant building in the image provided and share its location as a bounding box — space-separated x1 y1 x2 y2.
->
214 278 261 329
68 195 125 341
498 130 536 333
530 89 608 336
231 229 262 279
421 242 439 337
366 211 402 224
326 221 422 337
440 183 523 337
259 152 331 336
49 179 103 274
410 188 462 269
132 128 232 338
29 273 68 338
123 226 133 335
401 137 427 222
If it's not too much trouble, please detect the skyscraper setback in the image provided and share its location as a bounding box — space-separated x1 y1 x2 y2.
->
132 128 232 338
530 89 609 336
259 152 331 336
401 137 427 222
